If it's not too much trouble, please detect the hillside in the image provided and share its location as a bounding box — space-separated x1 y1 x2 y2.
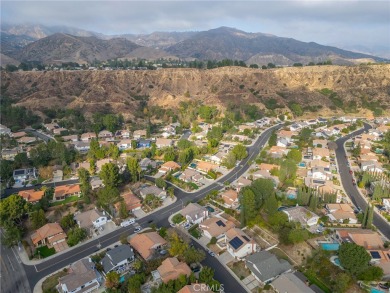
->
12 33 141 64
1 65 389 119
166 27 385 65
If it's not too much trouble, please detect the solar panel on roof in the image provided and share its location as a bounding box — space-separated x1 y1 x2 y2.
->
242 236 250 242
229 237 244 250
216 220 226 227
370 251 381 259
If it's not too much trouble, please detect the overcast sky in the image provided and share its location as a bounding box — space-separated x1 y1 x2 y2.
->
2 1 390 53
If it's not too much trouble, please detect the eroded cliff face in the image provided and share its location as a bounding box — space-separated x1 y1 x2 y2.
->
1 65 389 118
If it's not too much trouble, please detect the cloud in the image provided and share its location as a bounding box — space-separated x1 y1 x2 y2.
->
1 0 389 50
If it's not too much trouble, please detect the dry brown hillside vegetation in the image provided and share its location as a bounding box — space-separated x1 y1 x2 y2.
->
1 64 390 119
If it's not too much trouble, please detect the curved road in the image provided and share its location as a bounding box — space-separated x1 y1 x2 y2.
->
335 123 390 239
21 124 282 293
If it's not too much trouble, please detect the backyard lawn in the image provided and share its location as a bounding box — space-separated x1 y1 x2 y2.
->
50 196 80 206
35 245 56 258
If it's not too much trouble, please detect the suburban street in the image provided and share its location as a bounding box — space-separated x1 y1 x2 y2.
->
335 123 390 239
0 231 31 293
19 124 281 293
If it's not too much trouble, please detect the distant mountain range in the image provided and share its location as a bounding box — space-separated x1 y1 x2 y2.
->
1 24 387 65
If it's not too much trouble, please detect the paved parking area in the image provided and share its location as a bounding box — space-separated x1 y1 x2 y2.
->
242 274 260 291
219 251 234 265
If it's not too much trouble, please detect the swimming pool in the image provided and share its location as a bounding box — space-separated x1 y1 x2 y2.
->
320 243 340 251
371 288 386 293
298 162 306 167
190 163 197 168
174 172 182 178
120 276 125 283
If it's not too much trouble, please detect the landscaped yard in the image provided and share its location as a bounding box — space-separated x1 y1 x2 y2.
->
227 261 251 280
188 224 202 239
35 245 56 258
172 213 185 224
50 196 80 206
42 270 68 292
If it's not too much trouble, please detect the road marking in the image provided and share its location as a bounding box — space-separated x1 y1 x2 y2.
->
7 256 15 271
161 205 179 215
10 247 21 264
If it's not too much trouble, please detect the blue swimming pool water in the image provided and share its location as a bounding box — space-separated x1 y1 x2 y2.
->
298 162 306 167
371 288 385 293
190 163 197 168
321 243 340 251
334 257 341 265
174 172 182 178
119 276 125 283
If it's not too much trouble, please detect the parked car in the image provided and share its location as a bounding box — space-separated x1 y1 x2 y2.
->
184 223 191 230
120 218 136 227
134 227 141 233
208 250 215 257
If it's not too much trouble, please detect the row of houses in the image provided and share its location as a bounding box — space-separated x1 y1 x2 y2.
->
19 184 81 203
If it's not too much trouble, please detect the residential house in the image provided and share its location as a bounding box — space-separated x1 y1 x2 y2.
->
277 138 289 148
43 123 59 132
13 168 38 182
58 258 101 293
278 130 295 142
361 161 384 173
0 124 11 136
54 184 81 201
251 170 280 186
19 189 44 203
139 185 166 199
336 229 384 250
326 204 357 224
235 177 252 192
12 131 27 138
312 148 330 160
53 128 68 135
209 151 226 164
1 148 19 160
156 257 192 283
74 209 108 231
114 192 142 213
98 130 113 139
197 161 218 173
259 163 280 173
161 125 176 138
74 141 90 152
90 178 104 190
312 139 328 148
101 245 134 275
96 158 113 173
31 223 67 248
62 135 79 142
137 139 151 148
268 146 289 158
140 158 157 171
17 136 37 144
283 206 320 227
289 123 302 132
231 134 248 142
159 161 180 174
383 198 390 211
225 228 257 259
80 132 96 142
129 232 167 260
133 130 147 139
115 130 131 139
181 203 209 224
179 169 203 183
309 167 331 180
310 159 330 169
255 117 271 127
245 251 292 284
360 153 378 162
199 217 235 239
271 272 316 293
156 138 173 149
220 189 238 208
118 139 133 150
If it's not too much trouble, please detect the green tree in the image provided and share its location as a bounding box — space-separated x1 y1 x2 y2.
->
118 201 128 219
1 223 23 247
100 163 120 187
289 103 303 116
13 153 29 168
333 273 352 293
222 152 237 169
0 160 14 182
287 149 302 163
168 231 189 256
183 247 206 264
128 273 145 293
78 168 91 202
207 126 223 142
366 203 374 229
0 194 30 227
268 212 288 231
240 188 257 225
352 143 361 158
268 131 277 147
338 243 371 276
107 144 120 160
264 195 278 216
127 156 140 183
358 266 384 281
231 144 248 160
199 266 215 284
163 147 176 162
105 271 120 289
288 229 309 244
177 139 192 150
97 186 120 208
155 177 167 189
60 213 76 230
67 227 87 246
279 159 297 184
31 209 47 229
131 140 138 149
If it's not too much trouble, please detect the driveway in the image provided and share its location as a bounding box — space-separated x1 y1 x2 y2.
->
242 274 260 291
219 251 234 265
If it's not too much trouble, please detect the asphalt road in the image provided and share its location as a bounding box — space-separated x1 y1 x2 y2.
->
0 231 31 293
20 124 281 293
335 123 390 239
24 128 54 143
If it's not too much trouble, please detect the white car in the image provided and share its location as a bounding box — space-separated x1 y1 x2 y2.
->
120 218 136 227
